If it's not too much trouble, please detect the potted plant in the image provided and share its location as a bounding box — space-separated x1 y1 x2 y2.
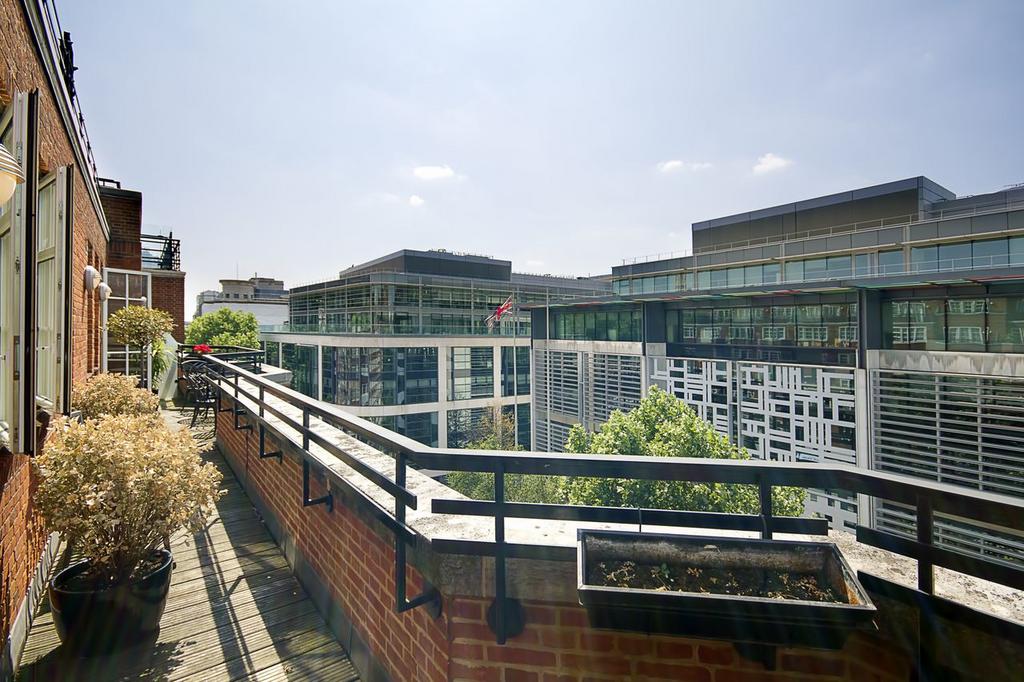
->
577 529 876 650
106 305 175 389
34 414 223 653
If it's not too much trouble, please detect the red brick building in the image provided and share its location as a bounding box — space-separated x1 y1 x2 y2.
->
0 1 184 674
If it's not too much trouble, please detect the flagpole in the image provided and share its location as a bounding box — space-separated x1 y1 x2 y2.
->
512 289 517 447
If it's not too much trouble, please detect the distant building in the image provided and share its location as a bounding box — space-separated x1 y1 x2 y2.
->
194 275 289 327
531 175 1024 568
260 249 609 448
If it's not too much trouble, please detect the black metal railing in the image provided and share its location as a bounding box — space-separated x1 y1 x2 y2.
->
196 354 1024 663
177 345 263 374
141 233 181 270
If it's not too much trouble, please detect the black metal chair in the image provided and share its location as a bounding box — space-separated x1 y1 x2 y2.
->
180 360 216 427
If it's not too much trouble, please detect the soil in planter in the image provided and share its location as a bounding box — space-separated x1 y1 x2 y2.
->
60 553 167 591
590 560 847 603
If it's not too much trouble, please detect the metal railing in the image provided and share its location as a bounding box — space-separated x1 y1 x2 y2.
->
621 197 1024 266
177 345 262 373
195 354 1024 656
141 233 181 270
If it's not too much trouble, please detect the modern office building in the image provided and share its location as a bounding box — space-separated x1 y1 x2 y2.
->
531 176 1024 565
194 275 289 326
261 249 610 448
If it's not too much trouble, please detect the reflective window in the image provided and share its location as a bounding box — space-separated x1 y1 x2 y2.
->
974 238 1009 268
878 250 904 275
448 347 494 400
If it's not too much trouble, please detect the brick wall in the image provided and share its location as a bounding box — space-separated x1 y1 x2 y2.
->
150 270 186 341
1 0 109 647
215 398 913 682
98 186 142 270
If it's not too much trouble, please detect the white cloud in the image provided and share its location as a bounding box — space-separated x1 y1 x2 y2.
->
752 153 793 175
413 165 456 180
408 195 425 207
657 159 712 174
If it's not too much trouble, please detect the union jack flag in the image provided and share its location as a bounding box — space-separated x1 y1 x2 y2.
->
486 295 514 329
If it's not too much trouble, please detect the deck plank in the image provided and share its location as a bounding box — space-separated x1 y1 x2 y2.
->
16 428 359 682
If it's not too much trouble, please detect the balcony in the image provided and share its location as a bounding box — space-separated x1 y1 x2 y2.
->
15 350 1024 681
141 233 181 271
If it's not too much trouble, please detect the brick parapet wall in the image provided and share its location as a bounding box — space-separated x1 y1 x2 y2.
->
150 270 186 341
98 188 142 270
1 0 109 651
214 397 913 682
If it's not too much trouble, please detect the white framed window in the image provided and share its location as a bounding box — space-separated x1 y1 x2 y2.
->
762 326 786 342
0 100 14 449
102 268 153 384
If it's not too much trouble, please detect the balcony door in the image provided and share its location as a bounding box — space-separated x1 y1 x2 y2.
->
102 268 152 386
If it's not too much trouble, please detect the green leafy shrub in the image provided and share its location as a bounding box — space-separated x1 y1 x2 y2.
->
72 373 159 419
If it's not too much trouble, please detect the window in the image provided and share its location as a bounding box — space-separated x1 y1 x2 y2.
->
854 253 870 277
762 262 781 284
938 242 971 271
711 269 728 288
744 265 763 287
911 246 937 273
878 250 903 275
973 238 1009 268
2 95 72 449
784 260 804 283
727 267 744 288
448 346 494 400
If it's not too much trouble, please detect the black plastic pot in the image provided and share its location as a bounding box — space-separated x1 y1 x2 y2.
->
48 549 173 654
578 530 876 650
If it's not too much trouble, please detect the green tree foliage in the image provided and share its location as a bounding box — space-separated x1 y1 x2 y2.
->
106 305 175 387
185 308 260 349
561 386 806 516
107 305 174 349
445 410 565 504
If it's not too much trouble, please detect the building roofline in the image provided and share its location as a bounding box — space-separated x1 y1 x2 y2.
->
692 176 955 233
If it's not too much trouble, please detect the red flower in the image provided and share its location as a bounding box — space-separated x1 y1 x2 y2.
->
193 344 213 354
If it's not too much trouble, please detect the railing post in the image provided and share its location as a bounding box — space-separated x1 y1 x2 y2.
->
395 452 408 608
759 479 773 540
917 496 934 594
494 461 506 643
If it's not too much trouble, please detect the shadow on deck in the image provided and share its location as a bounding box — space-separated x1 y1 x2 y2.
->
16 410 359 682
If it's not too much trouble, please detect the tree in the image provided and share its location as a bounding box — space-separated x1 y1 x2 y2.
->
445 410 565 504
186 308 260 349
106 305 175 387
561 386 806 516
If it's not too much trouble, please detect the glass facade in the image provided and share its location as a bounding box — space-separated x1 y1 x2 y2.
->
281 343 318 397
550 309 643 341
264 340 280 367
883 293 1024 353
448 347 494 400
286 272 607 337
447 407 494 448
611 236 1024 295
501 403 532 449
369 412 438 447
501 347 530 396
322 346 438 406
666 300 859 348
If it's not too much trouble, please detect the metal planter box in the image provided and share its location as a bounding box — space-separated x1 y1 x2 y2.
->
577 529 876 649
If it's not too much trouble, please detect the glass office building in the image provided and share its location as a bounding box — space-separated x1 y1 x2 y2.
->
532 176 1024 567
263 249 609 448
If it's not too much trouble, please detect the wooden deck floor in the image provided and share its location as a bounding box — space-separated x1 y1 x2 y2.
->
17 418 359 682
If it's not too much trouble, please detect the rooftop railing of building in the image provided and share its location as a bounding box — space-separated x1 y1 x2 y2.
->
141 233 181 270
261 321 532 337
196 353 1024 652
621 195 1024 266
612 251 1024 298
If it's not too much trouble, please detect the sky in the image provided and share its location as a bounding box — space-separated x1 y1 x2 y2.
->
61 0 1024 316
